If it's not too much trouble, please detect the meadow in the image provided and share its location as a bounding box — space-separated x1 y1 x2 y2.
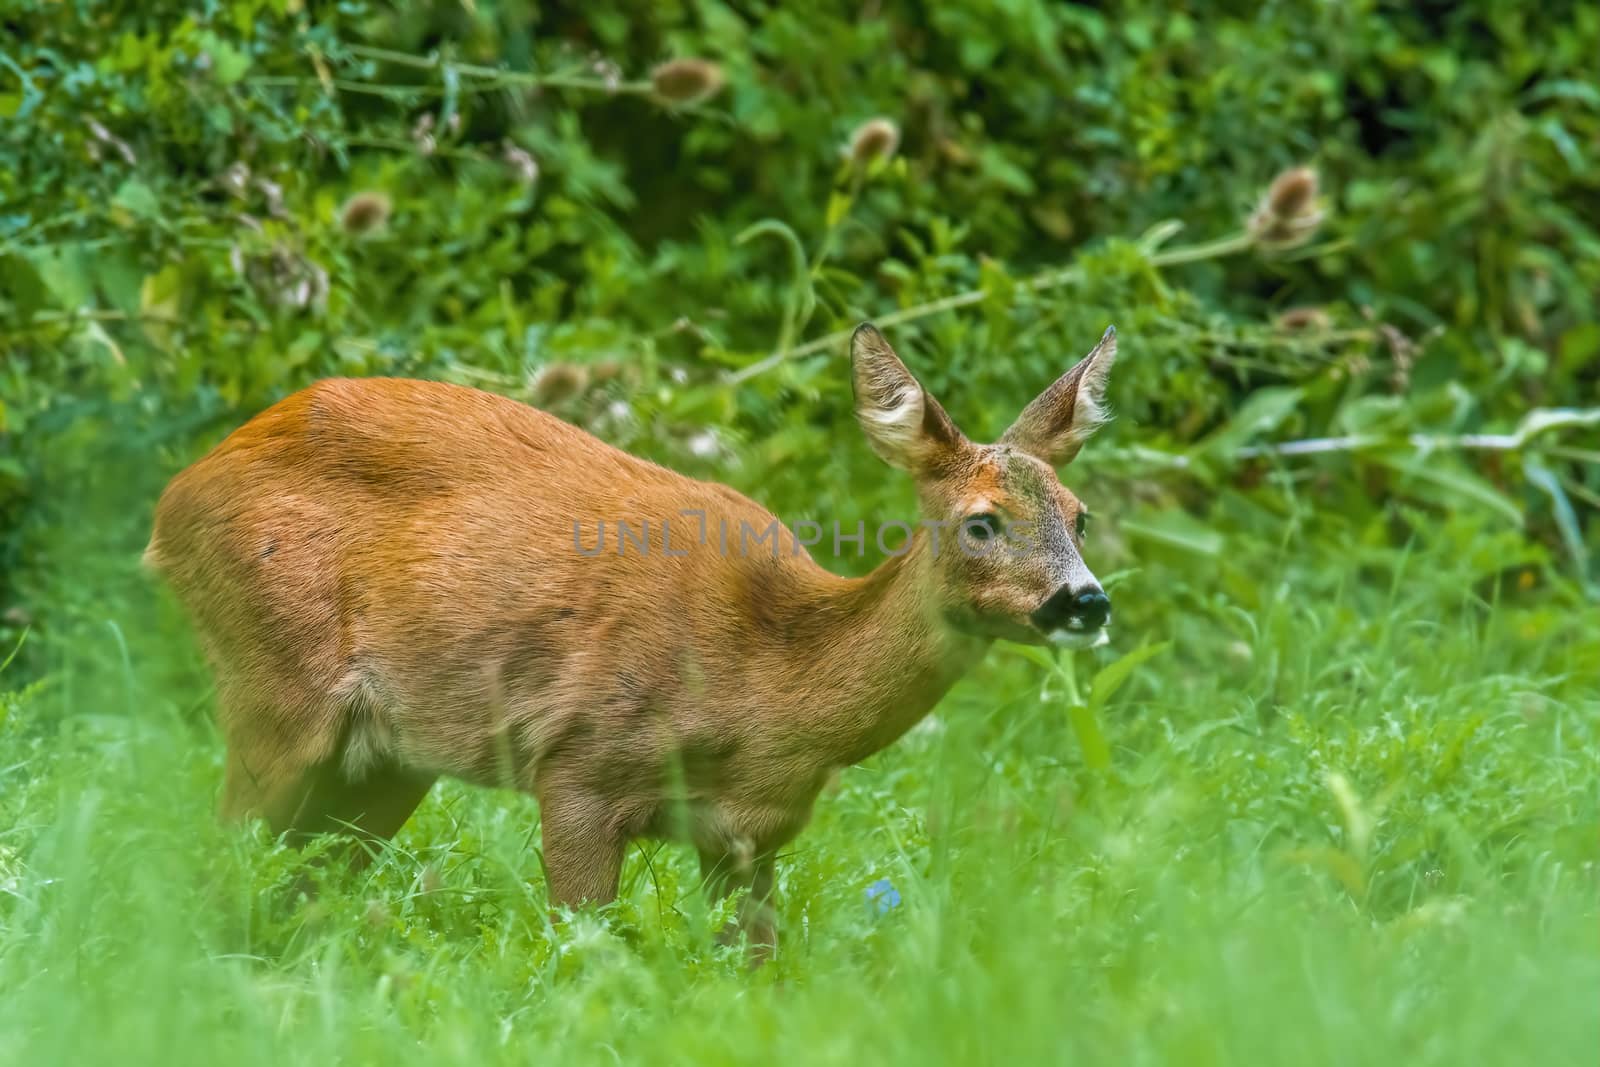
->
2 3 1597 1064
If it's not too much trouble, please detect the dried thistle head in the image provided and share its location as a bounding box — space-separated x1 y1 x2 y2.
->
339 191 391 236
530 363 589 407
1275 306 1330 332
848 117 900 168
1248 166 1324 252
650 58 725 105
1266 167 1317 218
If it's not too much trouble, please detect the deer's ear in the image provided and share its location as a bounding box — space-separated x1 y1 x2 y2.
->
1000 326 1117 465
850 324 966 473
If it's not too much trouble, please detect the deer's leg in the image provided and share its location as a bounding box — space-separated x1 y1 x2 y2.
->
279 759 436 850
218 695 332 831
219 696 434 862
539 796 627 909
699 847 778 964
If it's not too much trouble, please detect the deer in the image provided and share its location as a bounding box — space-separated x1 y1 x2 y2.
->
145 322 1118 961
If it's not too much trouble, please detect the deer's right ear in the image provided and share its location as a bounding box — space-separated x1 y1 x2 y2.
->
851 324 966 473
1000 326 1117 466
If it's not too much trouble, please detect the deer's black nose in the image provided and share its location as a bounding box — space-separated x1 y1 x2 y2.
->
1032 585 1111 632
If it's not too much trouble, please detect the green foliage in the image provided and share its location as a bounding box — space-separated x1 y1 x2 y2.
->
1 2 1597 1063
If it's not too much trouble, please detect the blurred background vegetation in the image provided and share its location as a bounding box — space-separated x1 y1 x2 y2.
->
1 3 1597 1063
5 0 1598 675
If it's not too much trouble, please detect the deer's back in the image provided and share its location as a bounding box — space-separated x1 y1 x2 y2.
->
147 378 802 783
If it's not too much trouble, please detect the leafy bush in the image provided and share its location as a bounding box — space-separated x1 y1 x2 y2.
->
5 2 1598 659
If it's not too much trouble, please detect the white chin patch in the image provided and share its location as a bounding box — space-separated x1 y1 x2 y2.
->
1048 628 1109 650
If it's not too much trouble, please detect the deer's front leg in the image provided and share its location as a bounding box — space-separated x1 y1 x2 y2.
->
699 847 777 964
539 795 626 909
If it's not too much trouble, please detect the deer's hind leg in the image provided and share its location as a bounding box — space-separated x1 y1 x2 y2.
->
219 684 435 860
699 847 778 965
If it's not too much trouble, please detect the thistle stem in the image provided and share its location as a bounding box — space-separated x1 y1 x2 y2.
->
340 43 652 95
728 230 1261 385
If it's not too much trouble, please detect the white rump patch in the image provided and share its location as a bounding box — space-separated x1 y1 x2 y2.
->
337 669 396 781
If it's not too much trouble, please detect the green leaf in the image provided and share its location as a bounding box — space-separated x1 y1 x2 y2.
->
824 191 854 230
1088 640 1172 712
112 180 161 224
95 249 144 315
1521 78 1600 109
1524 459 1595 596
1377 453 1523 527
1120 509 1224 556
25 243 94 307
1201 386 1304 456
140 263 183 350
1067 701 1112 771
196 31 252 85
1005 643 1060 672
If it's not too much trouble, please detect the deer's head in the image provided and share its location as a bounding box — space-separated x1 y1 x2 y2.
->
851 323 1118 649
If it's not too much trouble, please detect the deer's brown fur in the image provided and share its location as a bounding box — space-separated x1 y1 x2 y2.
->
146 324 1118 959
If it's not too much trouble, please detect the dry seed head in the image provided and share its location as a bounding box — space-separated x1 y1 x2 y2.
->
1248 165 1325 252
531 363 589 407
1275 306 1330 332
848 118 901 167
1266 167 1318 218
651 58 725 104
339 191 391 235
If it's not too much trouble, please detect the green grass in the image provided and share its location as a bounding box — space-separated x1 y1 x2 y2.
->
2 525 1596 1066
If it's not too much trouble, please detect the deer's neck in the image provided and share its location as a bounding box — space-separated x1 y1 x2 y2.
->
752 531 990 767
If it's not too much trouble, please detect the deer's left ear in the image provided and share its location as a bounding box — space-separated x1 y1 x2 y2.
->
1000 326 1117 466
851 323 968 473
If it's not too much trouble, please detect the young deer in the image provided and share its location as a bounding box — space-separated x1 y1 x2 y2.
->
146 323 1117 958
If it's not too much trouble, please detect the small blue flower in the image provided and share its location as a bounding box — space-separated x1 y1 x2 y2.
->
865 877 901 913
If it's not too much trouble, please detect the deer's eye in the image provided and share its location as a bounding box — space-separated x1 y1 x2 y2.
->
964 513 1002 541
1075 511 1089 540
